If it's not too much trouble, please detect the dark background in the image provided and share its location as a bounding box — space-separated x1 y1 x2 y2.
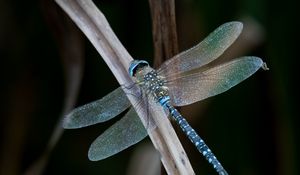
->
0 0 299 175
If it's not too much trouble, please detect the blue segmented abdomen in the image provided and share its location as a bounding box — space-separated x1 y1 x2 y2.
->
165 102 228 175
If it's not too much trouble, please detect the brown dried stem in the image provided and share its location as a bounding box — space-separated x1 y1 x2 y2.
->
55 0 194 174
148 0 179 67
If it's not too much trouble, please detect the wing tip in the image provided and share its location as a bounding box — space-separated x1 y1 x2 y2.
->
62 111 78 129
212 21 243 46
225 21 243 35
88 144 97 161
88 145 105 161
247 56 263 66
62 116 72 129
241 56 269 72
88 152 98 161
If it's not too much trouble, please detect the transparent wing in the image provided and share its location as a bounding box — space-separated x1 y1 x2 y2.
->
158 21 243 77
166 56 263 106
63 87 131 129
88 107 148 161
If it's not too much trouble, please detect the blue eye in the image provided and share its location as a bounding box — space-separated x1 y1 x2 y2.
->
128 60 149 76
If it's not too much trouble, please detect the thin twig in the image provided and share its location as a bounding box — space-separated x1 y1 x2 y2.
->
148 1 189 174
55 0 194 174
149 0 179 67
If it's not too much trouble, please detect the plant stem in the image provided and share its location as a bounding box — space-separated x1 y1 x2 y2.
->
55 0 195 174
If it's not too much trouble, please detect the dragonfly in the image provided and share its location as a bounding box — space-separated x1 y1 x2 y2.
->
63 21 266 175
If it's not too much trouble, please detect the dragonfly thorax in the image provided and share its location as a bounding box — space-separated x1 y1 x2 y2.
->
143 70 170 105
129 60 170 107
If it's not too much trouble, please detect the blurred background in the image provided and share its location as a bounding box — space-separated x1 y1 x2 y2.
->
0 0 299 175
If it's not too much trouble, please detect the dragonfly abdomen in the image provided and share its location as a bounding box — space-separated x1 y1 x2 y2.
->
165 102 228 175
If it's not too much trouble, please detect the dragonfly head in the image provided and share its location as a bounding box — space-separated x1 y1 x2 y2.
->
129 60 149 77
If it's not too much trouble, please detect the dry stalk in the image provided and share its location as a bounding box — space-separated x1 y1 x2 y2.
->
55 0 194 174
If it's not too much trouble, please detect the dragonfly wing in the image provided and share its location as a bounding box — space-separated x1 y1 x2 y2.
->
166 56 264 106
63 87 131 129
88 107 148 161
158 22 243 76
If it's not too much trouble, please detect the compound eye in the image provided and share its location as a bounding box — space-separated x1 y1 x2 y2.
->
129 60 149 76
